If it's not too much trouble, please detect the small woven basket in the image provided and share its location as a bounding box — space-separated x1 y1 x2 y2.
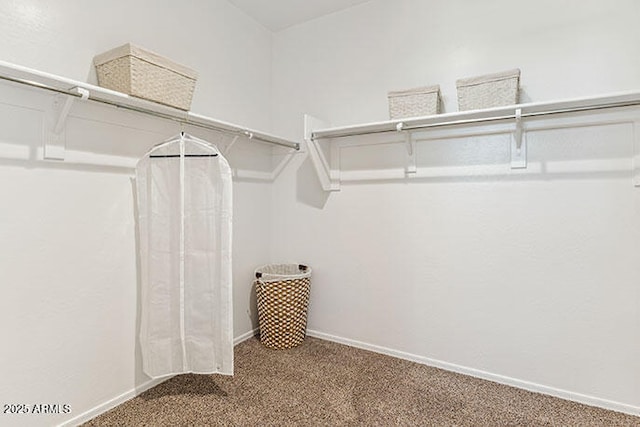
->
255 264 312 350
456 69 520 111
94 43 198 110
388 85 441 119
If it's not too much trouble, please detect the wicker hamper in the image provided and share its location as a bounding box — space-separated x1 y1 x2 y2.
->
93 43 198 110
456 69 520 111
388 85 441 119
255 264 312 350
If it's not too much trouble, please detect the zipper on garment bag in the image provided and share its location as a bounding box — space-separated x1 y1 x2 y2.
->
179 135 187 372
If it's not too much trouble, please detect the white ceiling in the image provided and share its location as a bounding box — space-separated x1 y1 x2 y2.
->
228 0 371 32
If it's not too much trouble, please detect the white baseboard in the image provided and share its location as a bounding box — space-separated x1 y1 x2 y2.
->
306 329 640 417
60 329 260 426
234 328 259 345
57 376 169 427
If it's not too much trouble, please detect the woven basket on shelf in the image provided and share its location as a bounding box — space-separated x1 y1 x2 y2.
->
255 264 312 350
93 43 198 110
388 85 441 119
456 69 520 111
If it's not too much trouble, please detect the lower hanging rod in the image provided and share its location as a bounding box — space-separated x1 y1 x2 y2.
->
0 71 300 151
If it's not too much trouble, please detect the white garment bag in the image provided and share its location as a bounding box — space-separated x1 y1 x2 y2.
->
136 133 233 378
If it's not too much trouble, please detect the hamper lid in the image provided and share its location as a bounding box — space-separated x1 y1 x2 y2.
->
456 68 520 88
255 264 312 282
388 84 441 97
93 43 198 79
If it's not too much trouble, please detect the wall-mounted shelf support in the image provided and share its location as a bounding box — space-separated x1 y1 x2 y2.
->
514 108 523 150
510 108 527 169
394 122 418 174
633 121 640 187
224 132 297 181
272 150 297 181
305 114 340 191
44 87 89 160
405 131 417 174
223 135 239 155
330 133 340 186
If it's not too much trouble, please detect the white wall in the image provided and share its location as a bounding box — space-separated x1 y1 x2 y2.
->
2 0 640 424
271 0 640 135
0 1 273 425
271 0 640 414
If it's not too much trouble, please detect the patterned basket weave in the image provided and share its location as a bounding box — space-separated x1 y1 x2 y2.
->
388 85 441 119
255 264 312 350
456 69 520 111
94 43 198 110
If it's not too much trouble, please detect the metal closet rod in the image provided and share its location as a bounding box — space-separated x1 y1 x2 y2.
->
0 73 300 151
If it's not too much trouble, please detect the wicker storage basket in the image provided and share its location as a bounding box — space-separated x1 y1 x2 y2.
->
93 43 198 110
456 69 520 111
388 85 441 119
255 264 312 350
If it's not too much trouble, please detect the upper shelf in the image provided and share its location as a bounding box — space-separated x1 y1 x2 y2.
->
305 90 640 191
312 90 640 140
0 60 299 151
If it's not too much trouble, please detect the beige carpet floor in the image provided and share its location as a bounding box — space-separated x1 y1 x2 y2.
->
85 336 640 426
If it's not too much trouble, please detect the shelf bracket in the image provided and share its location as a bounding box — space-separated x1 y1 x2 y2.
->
272 150 297 181
44 87 89 160
330 134 340 185
223 135 239 155
304 114 340 192
634 121 640 187
223 130 299 181
510 108 527 169
397 123 417 175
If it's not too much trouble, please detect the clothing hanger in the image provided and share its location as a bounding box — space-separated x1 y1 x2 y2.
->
145 129 220 159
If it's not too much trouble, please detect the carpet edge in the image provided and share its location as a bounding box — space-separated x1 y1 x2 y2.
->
306 329 640 417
